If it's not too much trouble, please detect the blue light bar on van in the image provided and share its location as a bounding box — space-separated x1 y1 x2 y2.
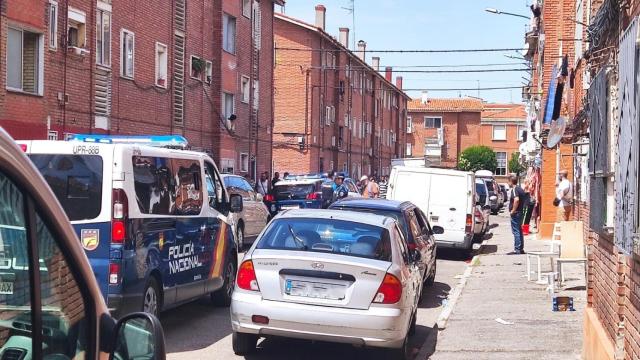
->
69 135 189 148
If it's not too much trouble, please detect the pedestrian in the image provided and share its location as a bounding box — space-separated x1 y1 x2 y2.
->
271 172 280 188
507 175 526 255
256 171 269 196
378 176 388 199
283 172 290 180
359 175 368 195
521 178 535 235
555 169 573 221
365 176 380 199
331 174 349 203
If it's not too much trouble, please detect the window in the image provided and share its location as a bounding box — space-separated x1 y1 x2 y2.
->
406 143 412 156
221 158 235 174
339 126 344 147
243 0 251 17
96 9 111 66
120 29 134 78
67 8 86 48
252 1 262 50
518 125 526 142
491 125 506 141
155 43 168 87
407 116 413 133
47 130 58 140
223 92 235 120
496 152 507 176
424 117 441 129
190 55 203 79
0 171 89 359
49 1 58 49
241 75 250 103
223 13 236 54
7 28 43 94
240 153 249 172
205 60 212 85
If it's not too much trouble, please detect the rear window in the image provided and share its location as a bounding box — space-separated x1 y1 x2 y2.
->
475 183 487 195
274 184 315 201
332 207 408 240
29 155 103 221
257 218 392 261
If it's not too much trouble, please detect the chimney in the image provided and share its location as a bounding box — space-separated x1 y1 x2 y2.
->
315 5 326 30
339 27 349 48
421 91 429 104
356 40 366 61
372 56 380 71
395 76 403 90
385 67 392 82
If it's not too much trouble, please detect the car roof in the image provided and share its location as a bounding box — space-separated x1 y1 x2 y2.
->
275 179 324 186
329 198 410 211
276 208 395 227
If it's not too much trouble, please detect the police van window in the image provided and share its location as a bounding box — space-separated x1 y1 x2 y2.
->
172 159 203 216
30 155 103 221
239 178 257 201
0 171 88 359
205 162 224 210
132 156 175 215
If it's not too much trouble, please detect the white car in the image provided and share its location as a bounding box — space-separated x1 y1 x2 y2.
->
222 174 271 249
230 209 423 359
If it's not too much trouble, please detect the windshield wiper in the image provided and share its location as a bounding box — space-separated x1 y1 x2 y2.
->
288 224 307 250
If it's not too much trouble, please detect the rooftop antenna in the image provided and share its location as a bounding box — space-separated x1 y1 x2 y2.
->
341 0 355 49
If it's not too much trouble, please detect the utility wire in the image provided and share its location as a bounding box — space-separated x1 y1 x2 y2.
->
276 85 524 91
379 62 527 68
275 63 530 73
275 47 527 53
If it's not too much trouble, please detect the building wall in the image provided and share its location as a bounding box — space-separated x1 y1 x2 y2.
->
479 122 525 181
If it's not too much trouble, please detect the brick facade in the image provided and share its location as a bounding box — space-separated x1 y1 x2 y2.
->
0 0 279 181
272 8 408 178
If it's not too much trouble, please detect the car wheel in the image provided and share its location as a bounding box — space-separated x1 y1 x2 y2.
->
142 278 161 318
425 261 436 287
386 335 410 360
211 260 237 307
236 224 245 250
232 331 258 355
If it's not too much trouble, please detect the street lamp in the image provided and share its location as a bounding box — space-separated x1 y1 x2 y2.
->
485 7 531 20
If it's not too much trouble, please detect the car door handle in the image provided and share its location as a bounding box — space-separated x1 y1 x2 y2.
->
449 208 456 211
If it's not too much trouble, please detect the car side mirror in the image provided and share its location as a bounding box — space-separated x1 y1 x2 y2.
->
482 205 491 211
410 248 421 263
489 195 497 202
110 312 166 360
230 193 243 213
431 226 444 235
256 193 264 202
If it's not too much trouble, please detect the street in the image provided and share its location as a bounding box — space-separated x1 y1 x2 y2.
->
163 243 478 359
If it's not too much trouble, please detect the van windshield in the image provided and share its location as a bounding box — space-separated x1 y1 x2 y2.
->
29 155 103 221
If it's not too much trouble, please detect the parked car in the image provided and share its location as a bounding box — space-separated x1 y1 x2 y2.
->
387 166 476 252
222 174 271 249
263 178 326 216
329 198 442 288
473 204 489 241
0 128 167 359
499 184 509 203
475 179 496 215
230 209 423 359
20 134 243 317
483 179 502 214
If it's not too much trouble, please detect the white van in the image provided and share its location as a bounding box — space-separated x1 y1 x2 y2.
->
387 166 475 251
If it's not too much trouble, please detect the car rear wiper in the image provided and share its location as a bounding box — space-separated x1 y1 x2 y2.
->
288 225 307 250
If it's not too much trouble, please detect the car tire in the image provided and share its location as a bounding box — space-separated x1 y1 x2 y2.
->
387 335 410 360
232 331 258 355
211 260 237 307
236 224 245 250
142 278 161 318
425 261 436 287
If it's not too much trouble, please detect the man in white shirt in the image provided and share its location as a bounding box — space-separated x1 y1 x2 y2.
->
256 172 269 196
555 169 573 221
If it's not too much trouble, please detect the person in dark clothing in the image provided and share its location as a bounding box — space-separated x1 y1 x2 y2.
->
508 175 526 255
271 172 280 188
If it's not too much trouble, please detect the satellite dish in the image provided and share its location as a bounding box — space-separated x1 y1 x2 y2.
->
547 116 567 148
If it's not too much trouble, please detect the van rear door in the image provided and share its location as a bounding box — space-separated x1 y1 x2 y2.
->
427 173 468 237
388 168 431 213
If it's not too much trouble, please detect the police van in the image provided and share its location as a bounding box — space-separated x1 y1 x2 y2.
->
18 135 243 317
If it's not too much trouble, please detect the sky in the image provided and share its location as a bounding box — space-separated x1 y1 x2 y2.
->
278 0 532 103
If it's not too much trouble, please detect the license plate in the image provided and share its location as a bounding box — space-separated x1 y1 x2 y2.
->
285 279 346 300
0 282 14 295
281 205 299 210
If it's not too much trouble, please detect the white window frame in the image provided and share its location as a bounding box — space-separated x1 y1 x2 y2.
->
241 75 250 103
496 151 507 176
240 153 249 172
492 124 507 141
190 55 203 80
518 125 526 142
6 27 45 96
406 143 412 156
67 7 87 49
223 92 235 120
47 130 58 140
48 1 58 49
96 8 111 66
155 42 168 88
221 158 235 174
407 116 413 133
424 116 442 129
223 13 237 54
242 0 251 18
120 29 135 78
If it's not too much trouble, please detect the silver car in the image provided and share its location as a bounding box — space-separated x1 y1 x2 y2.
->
222 174 271 248
230 209 423 359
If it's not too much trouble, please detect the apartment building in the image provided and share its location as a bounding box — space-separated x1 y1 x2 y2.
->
480 103 527 181
272 5 408 178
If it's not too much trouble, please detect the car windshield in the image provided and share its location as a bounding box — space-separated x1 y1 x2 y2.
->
256 218 392 261
331 206 408 240
485 180 495 191
274 184 315 201
476 183 487 195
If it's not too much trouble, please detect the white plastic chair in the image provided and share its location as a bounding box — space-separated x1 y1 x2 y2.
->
556 221 587 285
525 223 562 283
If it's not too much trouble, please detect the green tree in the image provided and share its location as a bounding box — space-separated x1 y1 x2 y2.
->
457 146 497 172
508 151 525 176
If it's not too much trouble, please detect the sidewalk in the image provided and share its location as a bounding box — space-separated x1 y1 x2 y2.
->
429 213 585 360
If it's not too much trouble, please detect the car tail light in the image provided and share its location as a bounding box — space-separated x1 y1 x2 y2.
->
373 273 402 304
111 189 128 244
109 263 120 284
263 194 275 202
252 315 269 325
306 192 320 200
465 214 473 233
237 260 260 291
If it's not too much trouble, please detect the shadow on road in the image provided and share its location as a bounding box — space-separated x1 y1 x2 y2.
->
437 248 472 262
419 281 451 309
479 244 498 255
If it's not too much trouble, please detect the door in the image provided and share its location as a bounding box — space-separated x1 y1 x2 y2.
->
405 209 429 278
0 169 92 359
238 177 262 236
414 208 436 277
388 170 431 214
428 174 467 233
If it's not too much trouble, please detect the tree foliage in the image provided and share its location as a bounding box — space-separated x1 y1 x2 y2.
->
508 151 525 175
457 146 497 172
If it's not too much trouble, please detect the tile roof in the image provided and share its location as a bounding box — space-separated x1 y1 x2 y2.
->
408 98 484 112
481 103 527 120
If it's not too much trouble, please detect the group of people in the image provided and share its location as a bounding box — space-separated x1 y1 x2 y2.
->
355 174 388 199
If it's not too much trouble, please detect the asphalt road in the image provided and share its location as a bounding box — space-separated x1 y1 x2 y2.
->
162 243 478 360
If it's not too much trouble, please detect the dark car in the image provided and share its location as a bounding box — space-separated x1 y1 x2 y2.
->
264 179 326 216
483 179 501 214
499 184 509 203
329 198 442 289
